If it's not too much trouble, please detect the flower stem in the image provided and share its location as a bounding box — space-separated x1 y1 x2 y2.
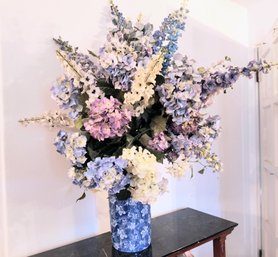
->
56 50 82 79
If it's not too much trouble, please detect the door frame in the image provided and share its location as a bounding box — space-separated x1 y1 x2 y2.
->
0 27 8 257
257 21 278 257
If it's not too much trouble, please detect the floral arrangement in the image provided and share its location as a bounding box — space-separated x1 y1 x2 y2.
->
20 0 273 204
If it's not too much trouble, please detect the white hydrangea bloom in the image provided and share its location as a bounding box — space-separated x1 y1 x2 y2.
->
75 135 87 147
165 153 191 177
68 133 87 147
85 86 104 109
64 133 87 165
65 147 75 162
97 168 122 191
68 167 76 179
121 146 168 204
99 34 137 71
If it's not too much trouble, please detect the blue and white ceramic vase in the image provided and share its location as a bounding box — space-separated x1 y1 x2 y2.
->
109 195 151 253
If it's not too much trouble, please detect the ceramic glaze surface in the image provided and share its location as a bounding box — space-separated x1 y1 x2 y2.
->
109 195 151 253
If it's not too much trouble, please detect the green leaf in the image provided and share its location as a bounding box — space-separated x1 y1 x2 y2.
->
96 80 124 103
147 148 165 163
112 146 125 157
76 192 86 202
116 188 131 201
150 115 167 134
126 134 135 148
155 75 165 86
53 37 75 53
131 117 143 133
139 134 151 147
112 18 118 26
74 117 83 130
197 67 206 74
97 79 111 88
78 93 89 108
198 169 205 175
93 136 126 157
87 146 99 160
87 50 98 58
87 137 103 151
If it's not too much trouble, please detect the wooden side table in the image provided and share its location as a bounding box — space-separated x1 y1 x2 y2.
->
30 208 238 257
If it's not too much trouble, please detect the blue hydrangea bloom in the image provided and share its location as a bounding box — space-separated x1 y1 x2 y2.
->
51 77 81 119
54 130 68 154
54 130 87 167
85 157 130 194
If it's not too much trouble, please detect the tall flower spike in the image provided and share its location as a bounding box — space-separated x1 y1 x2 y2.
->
18 111 74 128
199 59 273 106
124 52 164 116
110 0 128 32
54 37 100 80
181 0 189 9
153 2 189 74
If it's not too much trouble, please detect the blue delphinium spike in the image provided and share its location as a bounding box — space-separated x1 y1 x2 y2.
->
153 4 189 74
110 0 128 32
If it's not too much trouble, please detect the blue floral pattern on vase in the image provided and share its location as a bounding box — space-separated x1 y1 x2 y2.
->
112 245 152 257
109 195 151 253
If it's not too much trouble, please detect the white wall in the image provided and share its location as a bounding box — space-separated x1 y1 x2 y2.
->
183 19 259 257
248 0 278 46
188 0 249 46
0 0 263 257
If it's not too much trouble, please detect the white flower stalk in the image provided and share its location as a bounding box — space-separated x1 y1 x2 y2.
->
19 111 74 128
124 53 164 117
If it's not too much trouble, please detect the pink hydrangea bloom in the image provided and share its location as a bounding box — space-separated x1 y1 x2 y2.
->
84 97 131 141
148 132 170 152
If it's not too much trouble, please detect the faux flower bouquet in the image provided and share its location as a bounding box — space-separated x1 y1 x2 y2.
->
20 1 273 204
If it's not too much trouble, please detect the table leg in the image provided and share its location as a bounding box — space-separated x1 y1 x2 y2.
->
213 236 226 257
